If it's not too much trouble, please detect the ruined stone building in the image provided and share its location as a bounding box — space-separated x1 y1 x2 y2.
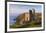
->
16 9 35 25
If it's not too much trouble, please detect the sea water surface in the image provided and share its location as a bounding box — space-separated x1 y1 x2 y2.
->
9 14 19 25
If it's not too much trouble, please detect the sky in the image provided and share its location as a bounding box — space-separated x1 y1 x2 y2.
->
9 4 42 25
9 4 42 16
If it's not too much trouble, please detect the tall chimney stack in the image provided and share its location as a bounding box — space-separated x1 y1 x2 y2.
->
32 8 35 20
32 8 35 15
29 10 32 21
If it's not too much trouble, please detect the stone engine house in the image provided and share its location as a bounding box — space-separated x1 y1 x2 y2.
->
16 9 35 25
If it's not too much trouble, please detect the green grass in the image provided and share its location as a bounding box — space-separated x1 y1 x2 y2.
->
10 21 41 28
